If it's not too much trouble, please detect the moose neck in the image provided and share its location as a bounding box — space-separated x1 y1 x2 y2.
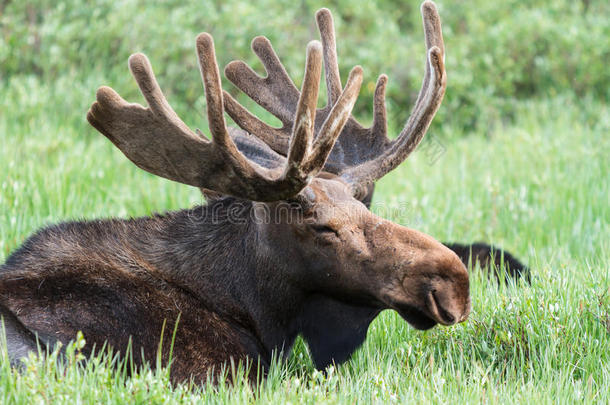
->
134 199 309 358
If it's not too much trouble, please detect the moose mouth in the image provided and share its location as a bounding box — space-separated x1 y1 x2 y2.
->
393 302 437 330
392 289 462 330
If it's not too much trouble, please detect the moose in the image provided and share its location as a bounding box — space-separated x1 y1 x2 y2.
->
0 2 525 384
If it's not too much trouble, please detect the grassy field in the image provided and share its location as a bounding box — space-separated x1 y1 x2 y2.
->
1 0 609 403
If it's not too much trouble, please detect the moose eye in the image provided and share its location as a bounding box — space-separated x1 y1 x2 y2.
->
310 224 338 235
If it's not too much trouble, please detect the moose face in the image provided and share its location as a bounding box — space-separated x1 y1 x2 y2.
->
258 176 470 330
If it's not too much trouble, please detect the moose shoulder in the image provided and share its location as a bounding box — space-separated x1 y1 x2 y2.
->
0 2 471 383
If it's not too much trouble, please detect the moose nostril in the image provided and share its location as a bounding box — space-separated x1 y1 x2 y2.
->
430 291 457 325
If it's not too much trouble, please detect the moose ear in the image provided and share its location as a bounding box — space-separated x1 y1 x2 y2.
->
294 186 317 212
358 183 375 209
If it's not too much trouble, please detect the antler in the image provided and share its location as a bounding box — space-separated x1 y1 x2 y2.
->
87 34 363 202
223 1 446 198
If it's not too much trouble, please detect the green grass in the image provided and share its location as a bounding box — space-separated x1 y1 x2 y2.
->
1 85 608 402
1 0 609 402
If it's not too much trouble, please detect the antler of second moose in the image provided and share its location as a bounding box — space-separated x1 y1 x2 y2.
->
0 2 471 383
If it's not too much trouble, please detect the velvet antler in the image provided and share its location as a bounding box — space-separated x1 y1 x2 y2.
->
87 35 362 201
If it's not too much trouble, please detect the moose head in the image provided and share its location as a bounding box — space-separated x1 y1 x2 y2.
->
1 1 470 382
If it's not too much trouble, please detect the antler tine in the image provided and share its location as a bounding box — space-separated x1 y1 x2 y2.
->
196 33 233 146
250 36 301 122
411 1 445 123
340 0 446 191
317 9 391 154
371 74 389 137
285 41 321 171
223 10 355 157
222 90 290 154
389 1 446 161
286 41 363 180
315 8 343 106
128 54 185 122
225 9 348 128
223 36 300 124
304 66 363 172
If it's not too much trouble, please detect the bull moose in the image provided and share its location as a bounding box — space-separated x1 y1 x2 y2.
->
0 1 525 384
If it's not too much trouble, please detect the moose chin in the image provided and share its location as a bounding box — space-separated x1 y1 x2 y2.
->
0 1 520 385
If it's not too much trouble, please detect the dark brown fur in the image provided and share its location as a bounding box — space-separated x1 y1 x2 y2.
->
1 207 256 382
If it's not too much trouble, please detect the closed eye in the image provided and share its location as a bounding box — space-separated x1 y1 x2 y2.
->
310 224 338 235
